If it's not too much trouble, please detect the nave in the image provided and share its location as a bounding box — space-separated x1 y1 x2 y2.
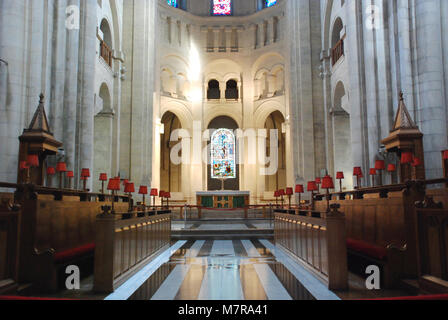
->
105 239 335 301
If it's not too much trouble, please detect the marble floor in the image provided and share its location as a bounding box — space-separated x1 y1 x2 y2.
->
105 239 340 301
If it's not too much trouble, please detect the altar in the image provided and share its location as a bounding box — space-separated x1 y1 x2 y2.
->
196 191 250 209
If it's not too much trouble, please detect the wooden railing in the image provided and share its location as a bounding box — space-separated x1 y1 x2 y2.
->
274 206 348 290
94 210 171 293
331 38 344 66
416 199 448 292
100 40 112 67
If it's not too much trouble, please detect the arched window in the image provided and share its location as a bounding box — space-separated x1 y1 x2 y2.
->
211 129 236 179
99 19 113 67
207 80 220 100
265 0 277 8
212 0 232 16
225 80 238 100
167 0 178 8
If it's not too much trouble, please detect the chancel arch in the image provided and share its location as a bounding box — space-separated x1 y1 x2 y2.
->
264 111 286 192
160 111 183 193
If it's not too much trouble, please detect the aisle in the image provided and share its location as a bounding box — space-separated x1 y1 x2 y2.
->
106 240 340 300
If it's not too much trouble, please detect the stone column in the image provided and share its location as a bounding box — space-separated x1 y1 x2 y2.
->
0 0 26 183
64 0 80 177
415 0 448 178
77 0 97 190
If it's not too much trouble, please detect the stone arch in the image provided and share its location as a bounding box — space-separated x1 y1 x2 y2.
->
264 111 286 192
160 101 193 131
160 111 183 193
207 116 240 191
331 16 344 48
100 18 113 49
254 100 286 129
93 82 114 193
332 81 353 190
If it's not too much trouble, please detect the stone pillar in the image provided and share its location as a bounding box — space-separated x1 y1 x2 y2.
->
415 0 448 179
77 0 97 190
64 0 80 177
0 0 26 183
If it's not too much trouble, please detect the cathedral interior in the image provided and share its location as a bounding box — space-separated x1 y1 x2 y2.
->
0 0 448 303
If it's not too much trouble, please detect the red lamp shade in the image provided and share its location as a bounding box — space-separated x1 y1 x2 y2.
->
285 187 294 196
369 168 377 176
387 164 397 172
56 162 67 173
336 172 344 180
443 150 448 160
124 182 135 193
150 188 158 197
165 192 171 199
315 177 321 185
138 186 148 195
122 179 129 186
353 167 363 177
274 191 279 198
81 168 90 178
401 152 413 164
66 171 74 178
27 155 39 168
321 176 334 189
412 157 422 167
295 184 304 194
20 161 29 170
375 160 386 171
99 173 108 181
107 178 121 191
159 190 165 198
46 167 56 175
278 189 285 196
307 181 318 192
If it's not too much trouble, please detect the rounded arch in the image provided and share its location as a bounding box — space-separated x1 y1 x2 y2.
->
207 116 240 191
207 79 221 100
160 101 193 130
331 80 353 191
98 82 112 112
225 79 239 100
333 80 349 113
254 100 286 129
264 110 286 192
160 111 183 193
331 17 344 48
205 109 243 130
100 18 113 49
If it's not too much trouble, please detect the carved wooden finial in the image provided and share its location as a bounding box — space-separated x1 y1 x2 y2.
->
39 93 45 104
399 91 404 101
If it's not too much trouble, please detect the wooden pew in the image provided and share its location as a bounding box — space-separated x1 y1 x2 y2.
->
13 184 129 292
94 210 171 293
0 199 20 294
415 198 448 293
274 206 348 291
314 182 426 287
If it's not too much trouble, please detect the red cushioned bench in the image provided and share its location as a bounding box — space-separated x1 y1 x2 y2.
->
32 243 96 293
346 238 405 288
54 243 95 264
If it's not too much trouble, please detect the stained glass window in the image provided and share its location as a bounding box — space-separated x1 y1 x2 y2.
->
167 0 178 8
266 0 277 8
213 0 232 16
211 129 236 179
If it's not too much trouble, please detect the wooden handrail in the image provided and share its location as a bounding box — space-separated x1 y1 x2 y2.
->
100 40 112 67
331 38 344 66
